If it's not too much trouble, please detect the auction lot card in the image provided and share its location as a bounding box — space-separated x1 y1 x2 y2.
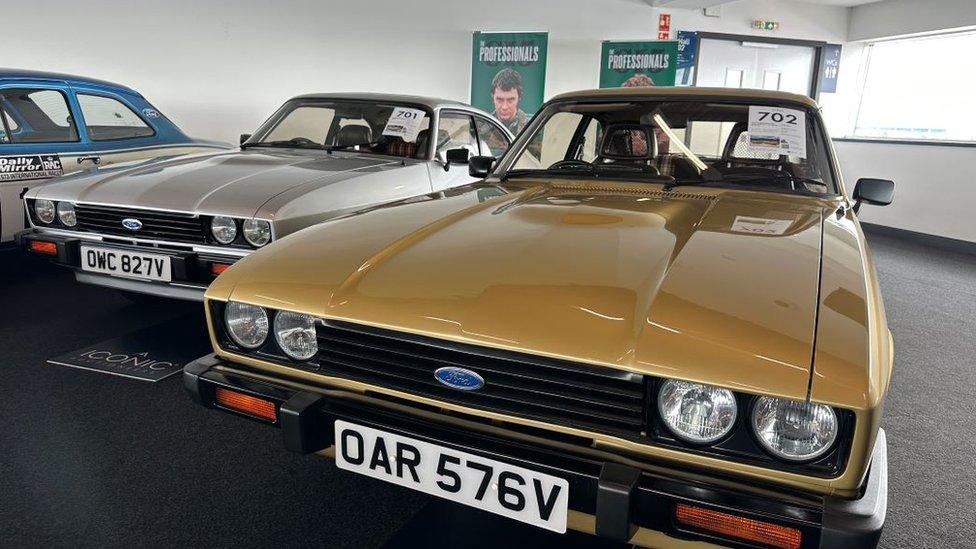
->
747 106 806 159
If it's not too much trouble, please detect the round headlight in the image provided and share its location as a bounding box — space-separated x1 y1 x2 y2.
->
243 219 272 247
211 216 237 244
35 199 56 224
57 202 77 227
274 311 318 361
658 379 737 444
751 397 838 462
224 301 269 349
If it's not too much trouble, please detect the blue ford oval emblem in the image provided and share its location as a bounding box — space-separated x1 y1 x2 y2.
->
121 218 143 231
434 367 485 391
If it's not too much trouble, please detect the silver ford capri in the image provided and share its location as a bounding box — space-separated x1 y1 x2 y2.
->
18 93 513 301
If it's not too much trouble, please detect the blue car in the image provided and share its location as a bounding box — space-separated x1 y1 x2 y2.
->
0 69 227 245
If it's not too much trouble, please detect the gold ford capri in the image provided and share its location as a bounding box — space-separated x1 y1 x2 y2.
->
184 87 894 548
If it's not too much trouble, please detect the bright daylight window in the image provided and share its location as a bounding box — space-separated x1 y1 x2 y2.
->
854 30 976 142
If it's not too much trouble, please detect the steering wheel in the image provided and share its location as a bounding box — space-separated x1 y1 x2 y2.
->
288 137 321 146
548 159 593 171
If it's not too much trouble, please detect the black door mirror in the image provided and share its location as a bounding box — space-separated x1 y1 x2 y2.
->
240 133 252 145
469 156 496 178
852 178 894 213
445 148 471 165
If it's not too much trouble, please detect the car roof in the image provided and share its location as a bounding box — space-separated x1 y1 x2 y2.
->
0 68 140 95
550 86 819 109
290 92 483 112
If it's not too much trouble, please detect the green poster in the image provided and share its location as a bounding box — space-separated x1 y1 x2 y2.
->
471 31 548 136
599 40 678 88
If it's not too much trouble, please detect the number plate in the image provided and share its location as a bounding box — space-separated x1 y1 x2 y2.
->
334 421 569 533
80 246 172 282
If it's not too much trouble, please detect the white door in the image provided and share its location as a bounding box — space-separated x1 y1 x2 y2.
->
696 38 816 96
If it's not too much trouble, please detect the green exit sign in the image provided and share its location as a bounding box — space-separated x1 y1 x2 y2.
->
752 19 780 31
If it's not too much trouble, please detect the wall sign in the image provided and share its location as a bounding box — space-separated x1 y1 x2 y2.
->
676 31 698 86
658 13 671 40
471 31 548 136
752 19 781 31
600 40 678 88
820 43 842 93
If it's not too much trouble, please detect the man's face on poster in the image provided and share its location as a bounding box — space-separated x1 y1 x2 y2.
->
492 87 520 121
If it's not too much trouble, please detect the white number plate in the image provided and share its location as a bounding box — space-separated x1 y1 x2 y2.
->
80 246 172 282
334 420 569 533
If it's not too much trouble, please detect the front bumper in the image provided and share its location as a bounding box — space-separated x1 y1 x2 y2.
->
184 354 887 548
16 229 238 301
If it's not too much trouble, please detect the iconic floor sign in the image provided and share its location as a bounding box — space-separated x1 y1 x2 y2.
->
47 316 211 382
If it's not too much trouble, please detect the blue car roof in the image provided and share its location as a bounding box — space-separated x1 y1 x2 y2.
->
0 68 140 96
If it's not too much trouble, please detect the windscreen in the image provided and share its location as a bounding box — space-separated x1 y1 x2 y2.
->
252 100 433 159
504 100 838 195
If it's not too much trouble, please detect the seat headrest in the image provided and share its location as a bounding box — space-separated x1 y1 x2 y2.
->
600 124 655 159
335 125 372 147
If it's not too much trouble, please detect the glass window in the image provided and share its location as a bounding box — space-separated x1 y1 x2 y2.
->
253 101 432 159
474 117 510 157
78 94 154 141
0 88 78 143
0 108 15 144
436 113 478 157
503 100 838 195
854 31 976 142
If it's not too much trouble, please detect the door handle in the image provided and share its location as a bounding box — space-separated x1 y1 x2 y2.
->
78 156 101 166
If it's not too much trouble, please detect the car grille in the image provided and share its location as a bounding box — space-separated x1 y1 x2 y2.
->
75 204 206 243
314 320 648 438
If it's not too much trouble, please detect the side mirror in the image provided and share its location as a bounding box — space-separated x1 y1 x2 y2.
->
852 178 894 213
469 156 496 178
446 148 471 164
240 133 252 145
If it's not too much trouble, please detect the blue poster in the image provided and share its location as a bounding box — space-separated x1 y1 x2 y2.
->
676 31 697 86
820 44 842 93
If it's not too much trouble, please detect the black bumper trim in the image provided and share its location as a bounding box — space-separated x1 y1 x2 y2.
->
184 355 887 548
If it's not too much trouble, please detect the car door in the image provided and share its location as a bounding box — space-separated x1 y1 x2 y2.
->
427 111 484 192
0 83 88 243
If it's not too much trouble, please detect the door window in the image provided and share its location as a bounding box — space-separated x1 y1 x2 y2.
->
474 117 510 157
436 113 479 158
78 94 155 141
0 88 79 143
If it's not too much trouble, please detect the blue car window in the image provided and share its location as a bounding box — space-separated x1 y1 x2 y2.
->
0 88 79 143
78 94 155 141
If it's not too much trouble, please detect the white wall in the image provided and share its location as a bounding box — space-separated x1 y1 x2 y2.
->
850 0 976 41
835 141 976 242
3 0 848 144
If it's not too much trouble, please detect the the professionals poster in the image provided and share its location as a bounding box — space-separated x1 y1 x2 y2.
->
471 31 548 136
599 40 678 88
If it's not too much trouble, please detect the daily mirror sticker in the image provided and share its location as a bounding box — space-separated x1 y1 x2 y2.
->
747 106 806 159
382 107 427 142
0 155 64 182
731 215 794 236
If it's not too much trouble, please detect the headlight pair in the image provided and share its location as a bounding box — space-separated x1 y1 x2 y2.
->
210 216 272 247
657 379 838 462
224 302 317 361
34 199 77 227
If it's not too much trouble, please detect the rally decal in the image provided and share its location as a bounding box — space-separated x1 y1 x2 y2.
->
0 155 64 182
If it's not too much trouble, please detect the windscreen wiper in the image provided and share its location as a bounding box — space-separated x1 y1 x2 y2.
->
242 138 328 150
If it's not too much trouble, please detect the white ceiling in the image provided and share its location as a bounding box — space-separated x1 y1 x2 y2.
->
646 0 886 7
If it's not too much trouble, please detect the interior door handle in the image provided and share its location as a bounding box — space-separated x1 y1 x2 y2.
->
78 156 101 166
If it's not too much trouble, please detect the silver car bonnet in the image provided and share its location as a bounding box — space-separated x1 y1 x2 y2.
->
30 149 408 218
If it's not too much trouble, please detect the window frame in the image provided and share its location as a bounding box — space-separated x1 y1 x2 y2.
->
76 91 157 142
435 110 481 156
0 87 81 145
845 30 976 146
472 114 512 157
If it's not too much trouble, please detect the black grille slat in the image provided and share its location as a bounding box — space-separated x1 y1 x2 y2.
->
74 205 206 243
317 351 644 430
314 321 647 438
319 335 644 412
